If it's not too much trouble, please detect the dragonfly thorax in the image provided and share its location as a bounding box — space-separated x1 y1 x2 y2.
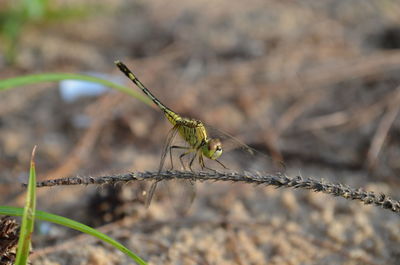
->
201 138 223 160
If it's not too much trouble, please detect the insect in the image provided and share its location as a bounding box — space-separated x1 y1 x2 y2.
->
115 60 228 207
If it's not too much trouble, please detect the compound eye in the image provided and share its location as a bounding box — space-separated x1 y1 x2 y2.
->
208 138 222 151
207 138 223 160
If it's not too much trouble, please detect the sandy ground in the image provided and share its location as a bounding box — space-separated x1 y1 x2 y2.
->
1 0 400 264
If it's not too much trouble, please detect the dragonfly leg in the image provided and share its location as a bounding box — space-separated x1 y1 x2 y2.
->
215 159 228 169
202 164 217 172
198 154 217 172
179 151 190 170
199 154 205 170
188 152 198 172
169 145 189 170
199 155 228 172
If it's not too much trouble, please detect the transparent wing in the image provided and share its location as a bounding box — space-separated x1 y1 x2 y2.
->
145 124 180 208
145 124 197 212
205 124 285 174
158 124 181 172
165 178 196 216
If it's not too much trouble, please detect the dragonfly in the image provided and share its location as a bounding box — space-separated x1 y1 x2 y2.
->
115 60 282 208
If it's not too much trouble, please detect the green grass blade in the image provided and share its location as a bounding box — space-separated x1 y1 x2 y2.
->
0 206 147 265
15 146 38 265
0 71 149 264
0 73 153 107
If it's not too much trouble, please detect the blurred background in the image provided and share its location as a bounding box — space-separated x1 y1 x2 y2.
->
1 0 400 264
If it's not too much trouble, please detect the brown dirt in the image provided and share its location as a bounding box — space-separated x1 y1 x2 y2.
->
1 0 400 264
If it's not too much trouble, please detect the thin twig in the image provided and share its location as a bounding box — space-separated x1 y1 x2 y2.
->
265 51 400 98
367 87 400 169
30 170 400 215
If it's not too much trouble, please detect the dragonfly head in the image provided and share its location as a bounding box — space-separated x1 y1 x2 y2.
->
202 138 223 160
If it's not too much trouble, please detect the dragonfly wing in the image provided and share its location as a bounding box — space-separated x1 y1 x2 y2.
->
161 124 198 212
145 125 180 208
158 124 180 172
205 125 256 153
165 179 196 216
145 181 158 208
205 125 285 174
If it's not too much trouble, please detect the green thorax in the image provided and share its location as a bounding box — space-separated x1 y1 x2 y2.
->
166 111 208 150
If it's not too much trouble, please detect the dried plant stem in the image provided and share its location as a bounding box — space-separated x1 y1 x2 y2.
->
31 171 400 215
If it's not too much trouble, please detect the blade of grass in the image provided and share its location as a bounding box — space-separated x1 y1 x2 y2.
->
15 146 38 265
0 206 147 265
0 70 149 264
0 73 153 107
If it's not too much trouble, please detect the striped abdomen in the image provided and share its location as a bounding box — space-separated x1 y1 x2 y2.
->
115 61 208 148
